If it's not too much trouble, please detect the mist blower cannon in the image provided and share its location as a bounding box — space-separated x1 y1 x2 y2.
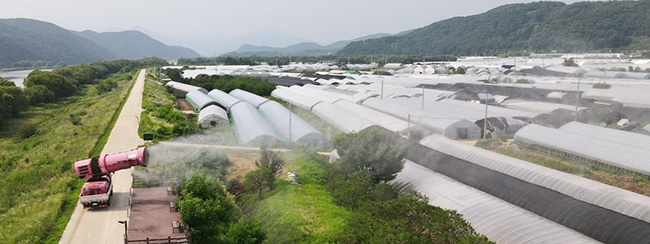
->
73 147 149 208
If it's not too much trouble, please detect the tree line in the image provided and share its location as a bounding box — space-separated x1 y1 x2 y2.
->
0 58 168 126
176 54 458 67
162 68 276 97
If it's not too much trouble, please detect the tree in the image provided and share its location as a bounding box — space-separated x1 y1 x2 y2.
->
333 126 411 183
344 190 491 244
255 145 284 190
562 58 578 67
24 70 76 99
327 171 374 210
24 85 55 104
245 168 271 199
0 85 29 117
220 217 266 244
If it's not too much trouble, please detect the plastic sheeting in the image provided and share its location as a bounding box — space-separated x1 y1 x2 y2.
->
420 134 650 224
271 87 321 110
332 99 426 136
207 89 243 111
230 102 281 145
229 89 270 108
259 101 330 148
392 161 598 244
165 81 208 95
186 90 221 110
559 121 650 150
360 97 480 139
197 105 229 128
230 89 329 148
514 124 650 175
311 102 374 133
410 135 650 243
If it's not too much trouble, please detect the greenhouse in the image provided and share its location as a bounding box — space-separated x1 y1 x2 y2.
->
514 124 650 176
197 105 229 128
229 102 281 145
360 97 481 139
230 89 329 148
207 89 243 111
559 121 650 150
418 134 650 224
165 81 208 96
259 101 330 148
229 89 270 108
392 161 598 243
311 101 374 133
331 99 428 137
186 90 221 111
271 87 322 110
411 134 650 243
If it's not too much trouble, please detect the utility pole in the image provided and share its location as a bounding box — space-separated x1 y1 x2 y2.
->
381 79 384 99
407 114 411 139
483 92 489 139
575 78 581 121
288 103 292 143
421 85 425 110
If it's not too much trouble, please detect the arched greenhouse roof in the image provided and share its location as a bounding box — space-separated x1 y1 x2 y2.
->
515 124 650 175
229 102 281 145
207 89 243 111
186 90 220 111
412 134 650 243
197 105 229 128
392 161 598 243
165 81 208 95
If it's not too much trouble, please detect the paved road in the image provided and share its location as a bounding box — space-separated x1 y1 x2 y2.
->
59 69 146 244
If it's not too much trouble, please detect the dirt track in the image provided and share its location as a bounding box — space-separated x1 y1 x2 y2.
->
59 69 146 244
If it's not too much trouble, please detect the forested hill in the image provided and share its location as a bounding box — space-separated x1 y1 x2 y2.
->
0 18 200 68
0 18 113 67
73 30 200 60
337 1 650 56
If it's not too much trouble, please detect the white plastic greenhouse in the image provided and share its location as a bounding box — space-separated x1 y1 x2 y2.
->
207 89 243 111
186 90 221 110
412 134 650 243
230 89 330 148
197 105 229 128
420 134 650 223
514 124 650 176
392 161 598 244
165 81 208 95
360 97 481 139
229 102 281 145
559 121 650 150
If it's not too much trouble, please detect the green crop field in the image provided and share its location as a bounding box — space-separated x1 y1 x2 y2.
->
0 72 135 243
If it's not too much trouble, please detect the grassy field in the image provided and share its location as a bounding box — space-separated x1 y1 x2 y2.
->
476 139 650 196
0 72 135 243
242 153 349 243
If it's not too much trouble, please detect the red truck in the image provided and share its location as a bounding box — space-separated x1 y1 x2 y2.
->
73 147 148 208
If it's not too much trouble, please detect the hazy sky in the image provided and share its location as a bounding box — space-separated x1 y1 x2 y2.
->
2 0 596 54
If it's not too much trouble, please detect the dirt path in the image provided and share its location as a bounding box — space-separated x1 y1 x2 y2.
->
59 69 146 244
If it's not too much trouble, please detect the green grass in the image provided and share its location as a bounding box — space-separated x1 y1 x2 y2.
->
0 73 136 243
247 153 349 243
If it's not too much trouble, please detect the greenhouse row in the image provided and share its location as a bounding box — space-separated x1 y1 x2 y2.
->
392 161 598 243
514 124 650 176
408 133 650 243
179 81 328 147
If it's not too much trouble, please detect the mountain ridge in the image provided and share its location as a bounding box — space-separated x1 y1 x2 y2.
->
337 1 650 55
0 18 200 67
